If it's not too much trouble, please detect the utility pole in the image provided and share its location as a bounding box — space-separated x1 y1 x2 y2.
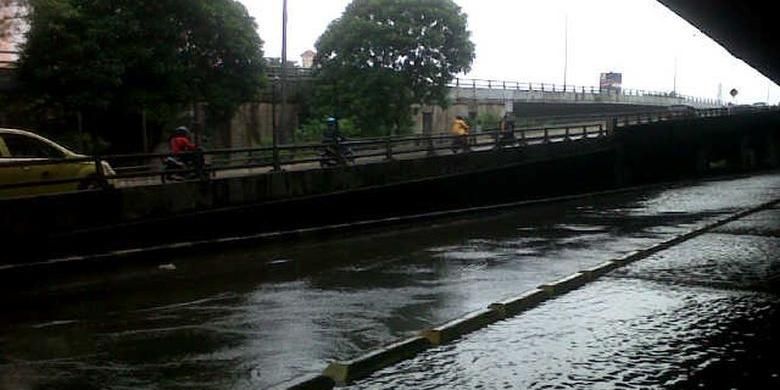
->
274 0 288 170
673 57 677 95
767 80 771 103
563 14 568 92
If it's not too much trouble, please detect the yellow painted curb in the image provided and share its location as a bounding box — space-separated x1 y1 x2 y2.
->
538 272 590 295
421 308 503 345
581 261 622 280
322 336 430 385
488 288 550 318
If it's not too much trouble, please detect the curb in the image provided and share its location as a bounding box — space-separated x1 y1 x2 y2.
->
271 375 335 390
322 336 430 385
283 197 780 388
538 272 590 295
488 288 550 318
420 308 503 346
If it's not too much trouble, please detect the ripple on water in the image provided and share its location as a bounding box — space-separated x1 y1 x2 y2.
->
348 278 779 389
614 233 780 291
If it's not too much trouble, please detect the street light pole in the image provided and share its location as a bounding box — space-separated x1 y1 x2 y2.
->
673 56 678 95
563 14 568 92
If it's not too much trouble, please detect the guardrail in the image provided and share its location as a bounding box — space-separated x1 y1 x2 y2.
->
449 78 721 106
1 105 771 198
0 50 18 69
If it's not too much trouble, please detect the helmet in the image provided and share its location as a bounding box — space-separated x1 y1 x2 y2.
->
326 117 337 124
174 126 191 137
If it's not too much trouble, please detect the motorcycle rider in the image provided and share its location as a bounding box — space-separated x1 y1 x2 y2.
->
165 126 204 179
321 117 352 166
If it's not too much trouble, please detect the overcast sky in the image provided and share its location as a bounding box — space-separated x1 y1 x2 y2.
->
243 0 779 104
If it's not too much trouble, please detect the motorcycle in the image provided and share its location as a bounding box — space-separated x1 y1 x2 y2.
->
161 151 209 183
319 141 355 168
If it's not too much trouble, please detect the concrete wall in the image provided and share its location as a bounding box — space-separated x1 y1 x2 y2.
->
2 139 617 262
229 102 300 148
3 111 777 263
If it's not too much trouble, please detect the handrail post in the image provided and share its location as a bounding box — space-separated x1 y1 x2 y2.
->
93 155 108 189
599 123 604 137
385 135 393 160
543 128 549 143
582 125 587 139
272 144 281 171
564 127 570 141
427 133 435 156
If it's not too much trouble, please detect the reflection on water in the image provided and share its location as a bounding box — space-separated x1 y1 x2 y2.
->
350 279 780 390
0 173 779 389
351 218 780 389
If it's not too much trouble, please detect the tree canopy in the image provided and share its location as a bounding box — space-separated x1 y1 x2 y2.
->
15 0 265 150
314 0 475 136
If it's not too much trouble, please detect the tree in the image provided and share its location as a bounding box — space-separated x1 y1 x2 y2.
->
0 0 23 47
16 0 265 151
314 0 475 137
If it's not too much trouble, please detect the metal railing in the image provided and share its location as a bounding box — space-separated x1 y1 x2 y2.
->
1 105 772 198
448 78 722 106
0 50 18 69
0 51 721 105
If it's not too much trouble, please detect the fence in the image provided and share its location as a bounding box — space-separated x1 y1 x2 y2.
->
1 106 770 198
448 78 721 106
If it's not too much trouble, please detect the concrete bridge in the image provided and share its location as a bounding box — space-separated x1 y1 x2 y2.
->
1 107 777 264
412 78 723 137
449 78 721 109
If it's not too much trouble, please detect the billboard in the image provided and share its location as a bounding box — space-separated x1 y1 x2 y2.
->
600 72 622 92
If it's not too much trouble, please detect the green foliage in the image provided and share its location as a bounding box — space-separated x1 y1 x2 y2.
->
477 111 501 131
16 0 265 151
296 117 360 142
313 0 475 137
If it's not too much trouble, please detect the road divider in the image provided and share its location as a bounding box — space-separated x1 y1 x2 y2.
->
284 198 780 389
323 336 431 385
421 308 504 346
489 288 550 319
538 272 590 295
271 374 335 390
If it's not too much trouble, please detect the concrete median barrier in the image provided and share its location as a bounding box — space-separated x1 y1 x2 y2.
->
323 336 431 385
538 272 590 295
274 374 335 390
421 308 503 346
581 261 623 280
489 289 550 319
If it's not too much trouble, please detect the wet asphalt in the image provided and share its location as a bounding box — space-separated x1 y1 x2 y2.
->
0 172 778 389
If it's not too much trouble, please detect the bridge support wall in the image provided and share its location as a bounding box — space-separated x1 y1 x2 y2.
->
2 111 778 262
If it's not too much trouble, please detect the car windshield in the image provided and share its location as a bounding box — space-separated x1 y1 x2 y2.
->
2 133 66 159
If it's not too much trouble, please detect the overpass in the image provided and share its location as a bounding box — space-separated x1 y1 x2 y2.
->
658 1 780 86
412 77 723 135
449 78 721 109
1 106 777 263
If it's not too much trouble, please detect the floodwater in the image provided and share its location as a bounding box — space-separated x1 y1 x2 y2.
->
1 173 779 389
350 209 780 389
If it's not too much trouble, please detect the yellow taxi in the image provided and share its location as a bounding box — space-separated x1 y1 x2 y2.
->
0 128 115 198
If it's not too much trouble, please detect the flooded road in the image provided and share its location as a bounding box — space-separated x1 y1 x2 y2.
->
1 173 779 389
350 208 780 389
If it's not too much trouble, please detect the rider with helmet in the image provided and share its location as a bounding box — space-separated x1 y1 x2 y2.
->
164 126 204 180
320 117 353 166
